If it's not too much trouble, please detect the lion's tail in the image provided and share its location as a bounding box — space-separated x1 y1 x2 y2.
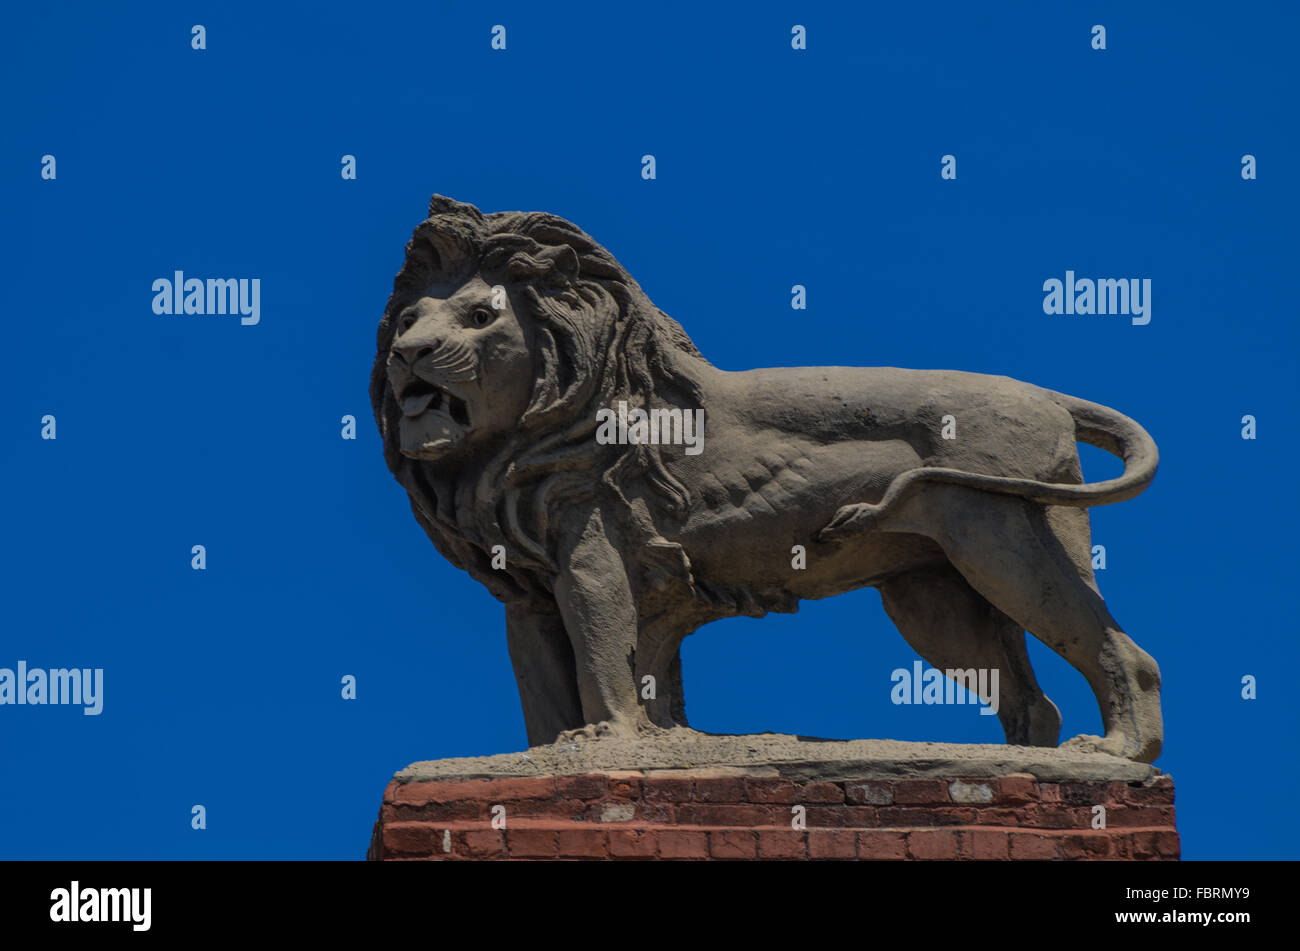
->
839 393 1158 522
1038 391 1160 506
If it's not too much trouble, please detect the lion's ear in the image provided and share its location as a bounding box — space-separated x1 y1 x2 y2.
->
544 244 580 280
427 194 485 223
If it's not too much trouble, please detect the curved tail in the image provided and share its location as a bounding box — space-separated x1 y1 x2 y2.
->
849 393 1159 519
1037 391 1160 506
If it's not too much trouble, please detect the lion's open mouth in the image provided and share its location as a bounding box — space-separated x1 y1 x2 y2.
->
400 379 470 426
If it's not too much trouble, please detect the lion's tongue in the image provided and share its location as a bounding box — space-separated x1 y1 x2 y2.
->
403 391 437 417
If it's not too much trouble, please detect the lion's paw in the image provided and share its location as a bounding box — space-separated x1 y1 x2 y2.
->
818 503 881 542
1061 732 1133 759
554 716 668 745
553 724 606 745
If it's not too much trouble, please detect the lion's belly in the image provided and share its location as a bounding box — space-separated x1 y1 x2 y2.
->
666 436 936 595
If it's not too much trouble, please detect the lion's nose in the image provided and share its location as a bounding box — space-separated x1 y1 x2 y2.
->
392 340 438 366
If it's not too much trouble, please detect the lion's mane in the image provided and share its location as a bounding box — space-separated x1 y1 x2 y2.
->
370 195 710 608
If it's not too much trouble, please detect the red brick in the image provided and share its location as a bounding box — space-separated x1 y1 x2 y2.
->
369 771 1177 862
390 781 449 806
1058 782 1095 805
608 829 657 858
974 806 1034 826
491 777 561 800
693 777 747 802
757 829 808 859
674 804 771 826
384 800 486 822
606 771 643 799
808 829 857 859
806 779 847 800
557 827 608 858
658 830 709 859
710 830 757 859
1049 806 1103 829
797 782 845 803
1060 833 1111 860
893 780 950 804
642 777 692 803
1124 782 1175 806
1111 834 1132 859
928 807 979 826
805 805 875 828
745 779 800 803
631 802 674 824
462 830 505 859
1060 781 1113 806
969 829 1009 860
384 856 443 862
506 798 588 821
875 807 941 827
393 777 555 805
1129 830 1158 859
908 829 960 860
994 775 1037 804
857 830 908 860
556 775 608 800
1105 806 1177 828
1009 832 1059 860
381 822 439 855
1035 806 1088 830
507 829 557 858
1155 830 1180 858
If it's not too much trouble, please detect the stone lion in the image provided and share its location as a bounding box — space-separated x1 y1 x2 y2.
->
370 195 1164 764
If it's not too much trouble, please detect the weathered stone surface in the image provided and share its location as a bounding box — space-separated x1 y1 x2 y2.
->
396 731 1163 784
372 195 1165 766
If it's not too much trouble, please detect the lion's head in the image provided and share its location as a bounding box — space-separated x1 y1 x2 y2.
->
371 195 710 605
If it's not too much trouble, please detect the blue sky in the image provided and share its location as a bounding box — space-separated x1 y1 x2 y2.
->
1 1 1296 859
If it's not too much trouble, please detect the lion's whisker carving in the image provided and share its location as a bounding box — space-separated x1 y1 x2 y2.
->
372 194 1165 765
400 339 478 379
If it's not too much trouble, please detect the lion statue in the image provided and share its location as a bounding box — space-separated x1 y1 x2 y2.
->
370 195 1164 764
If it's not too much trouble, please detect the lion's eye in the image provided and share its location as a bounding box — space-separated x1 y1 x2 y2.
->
470 308 495 328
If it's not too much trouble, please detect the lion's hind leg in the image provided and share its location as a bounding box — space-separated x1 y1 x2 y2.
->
879 565 1061 747
908 487 1163 763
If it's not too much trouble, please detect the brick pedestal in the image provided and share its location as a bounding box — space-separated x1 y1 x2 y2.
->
367 768 1178 861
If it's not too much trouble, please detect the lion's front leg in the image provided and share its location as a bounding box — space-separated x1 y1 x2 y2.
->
552 506 656 741
505 601 585 747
